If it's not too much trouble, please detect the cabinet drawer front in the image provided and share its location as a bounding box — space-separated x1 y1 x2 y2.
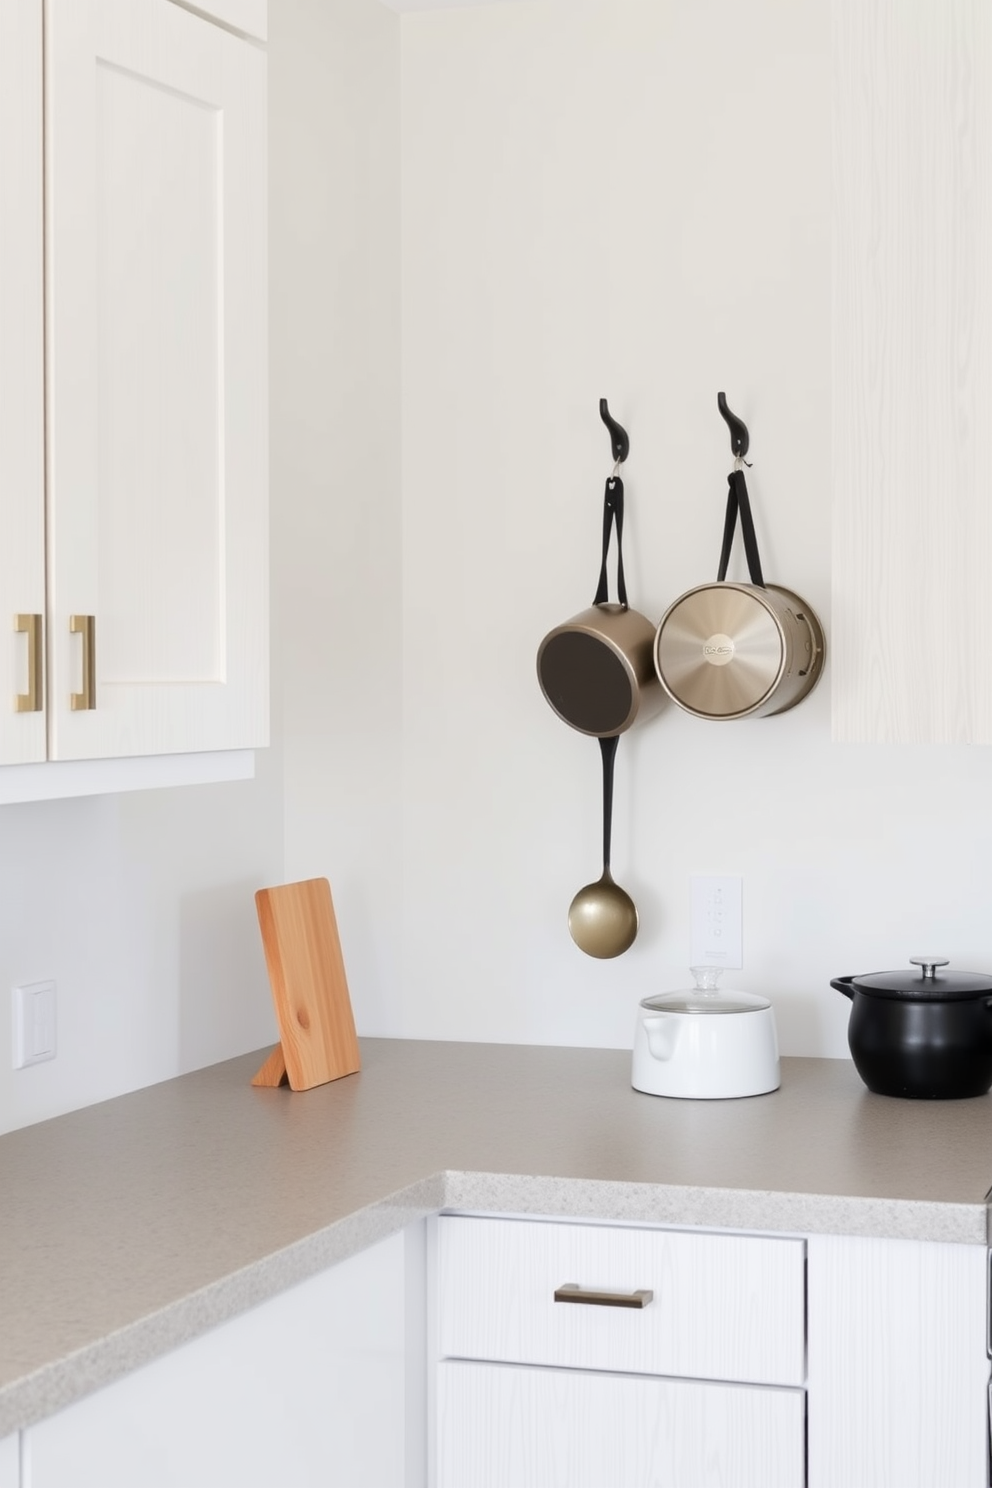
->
437 1360 806 1488
438 1216 805 1386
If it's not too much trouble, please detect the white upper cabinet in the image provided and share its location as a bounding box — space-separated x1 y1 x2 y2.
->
0 0 267 789
0 0 45 765
167 0 267 43
46 0 268 760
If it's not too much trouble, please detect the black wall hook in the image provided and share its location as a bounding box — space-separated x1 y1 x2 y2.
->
600 399 629 465
717 391 749 459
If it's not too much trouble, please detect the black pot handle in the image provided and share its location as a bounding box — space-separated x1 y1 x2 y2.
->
831 976 856 1001
593 476 628 610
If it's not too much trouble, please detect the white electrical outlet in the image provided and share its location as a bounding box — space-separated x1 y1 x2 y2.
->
690 876 743 970
12 980 57 1068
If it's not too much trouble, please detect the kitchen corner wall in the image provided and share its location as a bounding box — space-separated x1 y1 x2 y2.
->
273 0 404 1029
396 0 849 1054
7 0 992 1137
388 0 992 1059
0 751 283 1137
279 0 992 1063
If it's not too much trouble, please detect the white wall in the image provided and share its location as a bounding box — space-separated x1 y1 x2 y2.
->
0 756 282 1134
386 0 992 1058
274 0 404 1033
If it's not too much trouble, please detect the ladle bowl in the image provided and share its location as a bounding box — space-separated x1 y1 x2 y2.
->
568 869 638 959
568 735 638 959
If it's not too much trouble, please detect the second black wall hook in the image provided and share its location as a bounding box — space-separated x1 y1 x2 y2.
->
717 391 749 459
600 399 629 465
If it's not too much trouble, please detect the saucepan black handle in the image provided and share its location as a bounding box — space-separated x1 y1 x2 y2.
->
830 976 856 1001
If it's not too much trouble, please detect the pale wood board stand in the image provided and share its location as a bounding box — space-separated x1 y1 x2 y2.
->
252 877 361 1091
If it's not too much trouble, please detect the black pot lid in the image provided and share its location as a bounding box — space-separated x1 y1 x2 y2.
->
848 957 992 1002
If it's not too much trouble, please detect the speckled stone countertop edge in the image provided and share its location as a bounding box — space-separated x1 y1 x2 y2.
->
3 1166 985 1440
440 1171 989 1246
0 1173 446 1440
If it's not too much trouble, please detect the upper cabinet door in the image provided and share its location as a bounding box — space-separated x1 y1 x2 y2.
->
46 0 268 761
166 0 267 44
0 0 46 764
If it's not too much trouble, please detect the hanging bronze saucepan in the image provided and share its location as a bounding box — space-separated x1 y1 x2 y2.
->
537 402 662 738
538 601 663 736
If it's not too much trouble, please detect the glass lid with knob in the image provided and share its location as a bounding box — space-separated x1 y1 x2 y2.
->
640 966 771 1015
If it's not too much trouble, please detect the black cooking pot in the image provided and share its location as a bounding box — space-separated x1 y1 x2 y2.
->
831 957 992 1100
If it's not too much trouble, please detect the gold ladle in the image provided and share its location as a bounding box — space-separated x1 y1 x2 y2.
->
568 734 638 958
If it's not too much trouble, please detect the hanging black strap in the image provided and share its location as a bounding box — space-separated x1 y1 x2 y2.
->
717 467 765 587
593 476 628 608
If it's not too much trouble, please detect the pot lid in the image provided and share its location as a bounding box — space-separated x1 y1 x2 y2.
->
654 583 785 719
640 966 770 1015
847 957 992 1001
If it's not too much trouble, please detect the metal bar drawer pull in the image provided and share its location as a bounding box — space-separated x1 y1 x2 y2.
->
14 614 42 712
554 1283 654 1310
70 615 96 711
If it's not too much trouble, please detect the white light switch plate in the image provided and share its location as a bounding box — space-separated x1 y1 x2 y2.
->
690 875 743 970
12 980 57 1068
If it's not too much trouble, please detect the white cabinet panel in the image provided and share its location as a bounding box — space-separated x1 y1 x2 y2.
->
807 1233 989 1488
438 1215 806 1387
27 1232 409 1488
46 0 268 760
832 0 992 742
167 0 266 44
0 1434 18 1488
0 0 45 764
437 1360 806 1488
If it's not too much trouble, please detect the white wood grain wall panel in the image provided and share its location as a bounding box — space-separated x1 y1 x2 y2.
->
0 0 46 765
832 0 992 741
807 1233 989 1488
438 1360 806 1488
438 1216 806 1387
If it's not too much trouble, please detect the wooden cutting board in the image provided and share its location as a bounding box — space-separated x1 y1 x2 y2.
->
252 878 361 1091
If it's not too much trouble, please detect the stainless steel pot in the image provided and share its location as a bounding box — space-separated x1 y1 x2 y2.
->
654 412 826 721
832 957 992 1100
653 581 825 720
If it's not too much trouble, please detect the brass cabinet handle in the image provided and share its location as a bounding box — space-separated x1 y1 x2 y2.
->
70 615 96 710
14 614 43 713
554 1283 654 1310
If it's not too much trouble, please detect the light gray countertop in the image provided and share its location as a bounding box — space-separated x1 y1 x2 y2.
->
1 1038 991 1436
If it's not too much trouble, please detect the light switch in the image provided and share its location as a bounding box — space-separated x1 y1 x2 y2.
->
690 875 743 970
12 980 57 1068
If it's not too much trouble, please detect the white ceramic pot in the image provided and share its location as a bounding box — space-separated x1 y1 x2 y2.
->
631 968 780 1100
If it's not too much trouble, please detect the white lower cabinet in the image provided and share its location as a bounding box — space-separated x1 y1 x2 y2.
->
434 1216 992 1488
10 1214 992 1488
0 1435 17 1488
25 1229 418 1488
807 1233 990 1488
434 1216 807 1488
438 1360 805 1488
